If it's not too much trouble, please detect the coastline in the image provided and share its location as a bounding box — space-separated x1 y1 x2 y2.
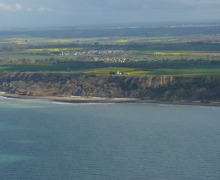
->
1 92 220 107
0 93 138 104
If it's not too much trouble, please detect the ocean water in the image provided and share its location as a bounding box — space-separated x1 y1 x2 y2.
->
0 97 220 180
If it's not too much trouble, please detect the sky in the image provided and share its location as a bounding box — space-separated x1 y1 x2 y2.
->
0 0 220 27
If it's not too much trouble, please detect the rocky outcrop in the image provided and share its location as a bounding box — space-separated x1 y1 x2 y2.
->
0 72 220 102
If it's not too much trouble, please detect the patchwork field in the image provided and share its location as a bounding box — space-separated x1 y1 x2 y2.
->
0 26 220 76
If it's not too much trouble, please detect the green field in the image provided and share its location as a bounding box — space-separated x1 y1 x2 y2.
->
82 67 149 75
81 67 220 76
1 62 219 76
0 33 220 76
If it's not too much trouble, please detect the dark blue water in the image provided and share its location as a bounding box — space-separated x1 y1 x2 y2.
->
0 97 220 180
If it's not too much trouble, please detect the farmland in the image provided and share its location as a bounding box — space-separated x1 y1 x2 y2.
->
0 23 220 102
0 23 220 76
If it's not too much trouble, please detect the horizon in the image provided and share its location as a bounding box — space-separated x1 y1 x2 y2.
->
1 19 220 30
0 0 220 28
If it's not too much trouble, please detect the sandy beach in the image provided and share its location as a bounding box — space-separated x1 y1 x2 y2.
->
1 92 220 107
0 93 139 103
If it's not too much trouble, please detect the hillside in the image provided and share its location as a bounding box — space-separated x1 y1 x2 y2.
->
0 72 220 103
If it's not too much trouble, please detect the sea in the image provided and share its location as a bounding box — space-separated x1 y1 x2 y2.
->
0 97 220 180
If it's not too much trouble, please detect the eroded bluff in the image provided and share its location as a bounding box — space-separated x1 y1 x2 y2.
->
0 72 220 102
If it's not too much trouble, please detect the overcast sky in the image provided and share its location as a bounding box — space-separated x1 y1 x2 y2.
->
0 0 220 27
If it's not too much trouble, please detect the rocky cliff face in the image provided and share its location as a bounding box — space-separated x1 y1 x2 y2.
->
0 72 220 102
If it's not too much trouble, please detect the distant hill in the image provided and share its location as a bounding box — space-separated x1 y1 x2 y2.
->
1 22 220 38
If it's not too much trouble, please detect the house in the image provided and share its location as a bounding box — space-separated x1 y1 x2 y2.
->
116 71 123 75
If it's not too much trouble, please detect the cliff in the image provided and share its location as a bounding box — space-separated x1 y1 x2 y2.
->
0 72 220 102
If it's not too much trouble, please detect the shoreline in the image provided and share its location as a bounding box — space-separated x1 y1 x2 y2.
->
0 93 139 104
1 93 220 107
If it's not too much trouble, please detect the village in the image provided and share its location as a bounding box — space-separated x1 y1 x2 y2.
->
57 49 138 63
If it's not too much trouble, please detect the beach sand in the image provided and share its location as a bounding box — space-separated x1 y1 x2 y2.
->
1 93 220 107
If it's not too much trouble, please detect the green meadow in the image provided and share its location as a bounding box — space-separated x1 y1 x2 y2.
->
81 67 149 75
1 62 219 76
81 67 220 76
